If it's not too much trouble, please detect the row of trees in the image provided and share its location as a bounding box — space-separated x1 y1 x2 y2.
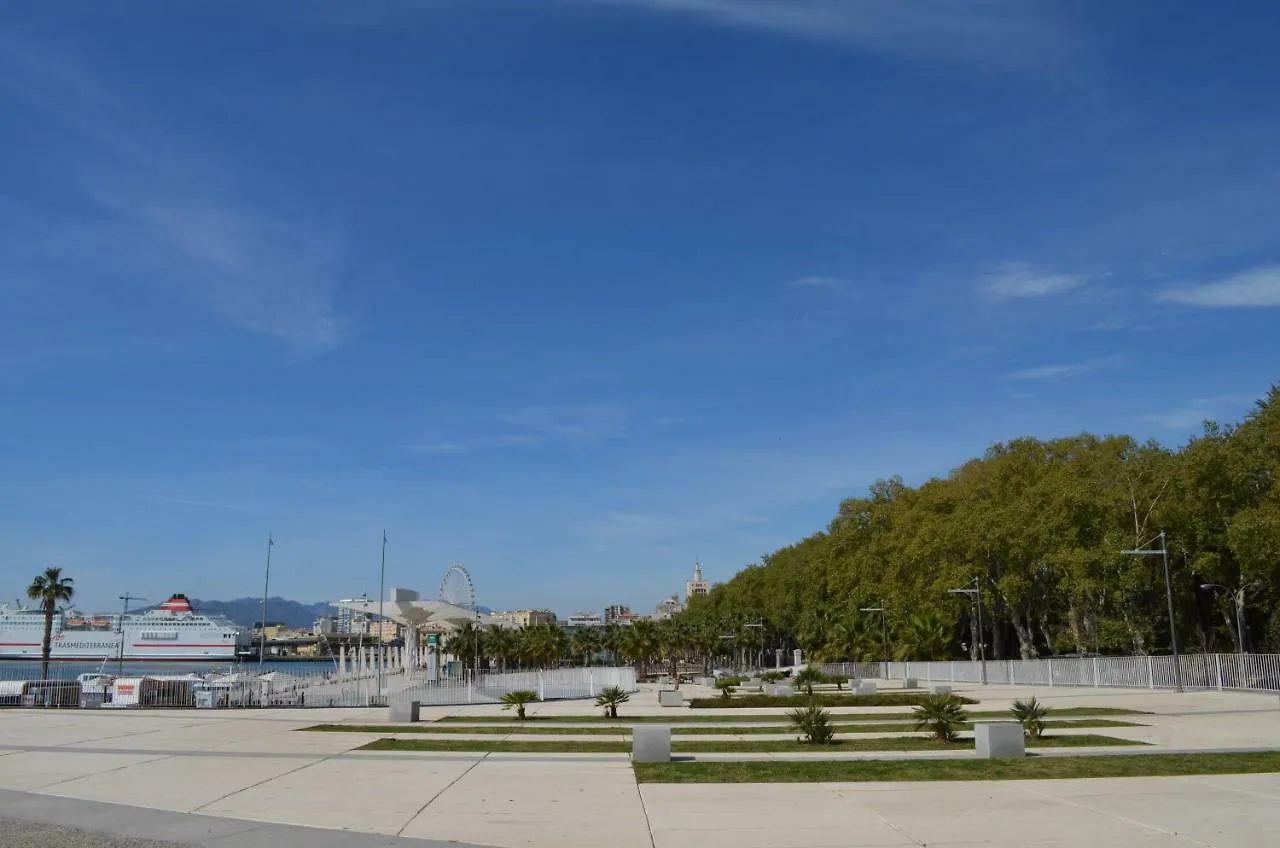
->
679 385 1280 662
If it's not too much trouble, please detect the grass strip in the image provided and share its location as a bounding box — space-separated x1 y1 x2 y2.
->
428 706 1144 725
357 733 1140 754
308 718 1140 736
690 693 978 709
633 751 1280 784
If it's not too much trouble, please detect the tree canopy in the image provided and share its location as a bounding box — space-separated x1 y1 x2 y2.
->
679 385 1280 662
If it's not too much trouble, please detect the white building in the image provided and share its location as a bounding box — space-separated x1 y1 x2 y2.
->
685 562 710 603
566 611 604 628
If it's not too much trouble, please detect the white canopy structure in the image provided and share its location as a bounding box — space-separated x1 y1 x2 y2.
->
332 588 502 670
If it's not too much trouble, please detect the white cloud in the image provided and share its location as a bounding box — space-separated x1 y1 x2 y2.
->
789 276 848 290
492 404 628 445
980 262 1083 299
1006 356 1117 381
582 0 1074 69
1157 265 1280 308
0 40 346 354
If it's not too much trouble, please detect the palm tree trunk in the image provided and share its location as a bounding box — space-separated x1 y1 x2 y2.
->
41 602 54 682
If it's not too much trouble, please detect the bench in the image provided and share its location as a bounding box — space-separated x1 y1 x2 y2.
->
974 720 1025 758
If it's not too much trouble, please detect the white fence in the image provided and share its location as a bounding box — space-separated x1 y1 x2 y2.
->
862 653 1280 693
0 663 638 710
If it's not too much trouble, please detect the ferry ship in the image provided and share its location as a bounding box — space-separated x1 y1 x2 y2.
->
0 594 252 661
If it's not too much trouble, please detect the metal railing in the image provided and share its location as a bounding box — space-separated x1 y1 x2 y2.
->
0 662 638 710
871 653 1280 693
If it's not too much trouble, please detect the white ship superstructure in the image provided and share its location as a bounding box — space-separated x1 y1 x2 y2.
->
0 594 251 661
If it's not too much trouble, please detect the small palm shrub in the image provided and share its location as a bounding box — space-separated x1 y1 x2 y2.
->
1010 696 1050 738
912 693 969 743
715 678 738 700
828 674 849 691
500 690 538 720
760 671 785 683
595 685 630 718
787 700 836 745
793 666 826 696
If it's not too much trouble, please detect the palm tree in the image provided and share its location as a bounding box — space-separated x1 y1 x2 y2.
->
602 623 623 664
595 685 630 719
912 693 969 743
897 612 952 661
443 620 483 672
619 620 658 677
793 665 826 696
501 690 538 720
657 618 689 685
1011 697 1050 738
571 628 602 667
486 625 516 672
27 567 74 682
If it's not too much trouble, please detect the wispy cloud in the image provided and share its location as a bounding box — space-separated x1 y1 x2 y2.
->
492 404 628 446
0 40 346 354
1157 265 1280 309
581 0 1076 69
979 262 1084 299
789 275 849 291
1138 396 1258 430
406 443 466 455
1006 356 1116 381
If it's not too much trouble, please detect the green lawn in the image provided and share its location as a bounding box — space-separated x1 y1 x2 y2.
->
426 706 1145 725
357 733 1140 754
633 752 1280 783
690 693 979 709
307 718 1140 736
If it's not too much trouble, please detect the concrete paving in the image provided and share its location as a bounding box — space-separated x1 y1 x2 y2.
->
1 683 1280 846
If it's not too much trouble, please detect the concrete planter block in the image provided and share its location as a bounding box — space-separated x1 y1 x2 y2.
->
632 725 672 763
903 677 918 689
974 721 1025 759
389 700 421 723
700 677 716 687
773 685 795 697
658 690 684 707
931 684 952 696
855 681 877 696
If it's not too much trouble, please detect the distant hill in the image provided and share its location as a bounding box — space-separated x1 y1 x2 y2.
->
143 597 335 630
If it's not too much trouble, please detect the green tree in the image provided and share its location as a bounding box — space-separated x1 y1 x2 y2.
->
501 690 538 720
595 685 630 719
571 628 602 667
485 625 516 672
27 568 75 682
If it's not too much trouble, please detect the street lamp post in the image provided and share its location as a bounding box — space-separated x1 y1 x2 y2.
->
948 578 987 685
377 530 387 701
259 534 273 673
1121 532 1183 692
859 602 890 675
116 592 145 676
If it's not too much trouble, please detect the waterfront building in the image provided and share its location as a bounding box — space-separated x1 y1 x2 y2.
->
685 562 710 603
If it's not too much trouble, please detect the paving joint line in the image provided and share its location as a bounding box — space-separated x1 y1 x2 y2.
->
32 753 178 792
395 752 490 837
1012 780 1215 847
833 786 925 847
633 764 658 848
191 742 365 813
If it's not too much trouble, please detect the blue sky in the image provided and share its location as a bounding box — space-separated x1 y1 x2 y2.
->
3 0 1278 615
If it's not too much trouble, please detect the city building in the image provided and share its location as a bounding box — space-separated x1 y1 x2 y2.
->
685 562 710 603
489 609 558 628
313 616 338 635
603 604 635 625
565 611 604 628
652 595 685 620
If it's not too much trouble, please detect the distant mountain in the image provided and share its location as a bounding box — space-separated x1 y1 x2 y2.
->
143 597 335 630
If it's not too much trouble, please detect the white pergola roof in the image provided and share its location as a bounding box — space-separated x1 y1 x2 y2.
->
333 590 500 631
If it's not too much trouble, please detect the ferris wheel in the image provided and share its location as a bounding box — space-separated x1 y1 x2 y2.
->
437 564 477 613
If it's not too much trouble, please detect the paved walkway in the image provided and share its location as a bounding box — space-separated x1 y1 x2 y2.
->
2 684 1279 846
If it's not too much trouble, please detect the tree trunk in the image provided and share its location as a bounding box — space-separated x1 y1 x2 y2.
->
41 603 54 682
1011 611 1038 660
1068 602 1085 655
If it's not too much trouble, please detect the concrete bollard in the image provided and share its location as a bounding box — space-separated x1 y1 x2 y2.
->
931 684 952 696
632 725 672 763
855 681 877 696
658 690 684 707
903 677 918 689
974 721 1025 758
389 700 421 723
773 684 795 697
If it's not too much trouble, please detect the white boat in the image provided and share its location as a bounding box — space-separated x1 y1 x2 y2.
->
0 594 251 661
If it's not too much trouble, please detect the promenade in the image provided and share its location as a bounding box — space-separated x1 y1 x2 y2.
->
3 684 1280 846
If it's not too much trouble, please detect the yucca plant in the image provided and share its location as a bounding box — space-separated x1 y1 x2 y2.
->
760 671 785 683
787 700 836 745
714 678 738 700
912 693 969 743
500 690 538 720
1010 696 1050 738
793 665 826 696
595 685 630 719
